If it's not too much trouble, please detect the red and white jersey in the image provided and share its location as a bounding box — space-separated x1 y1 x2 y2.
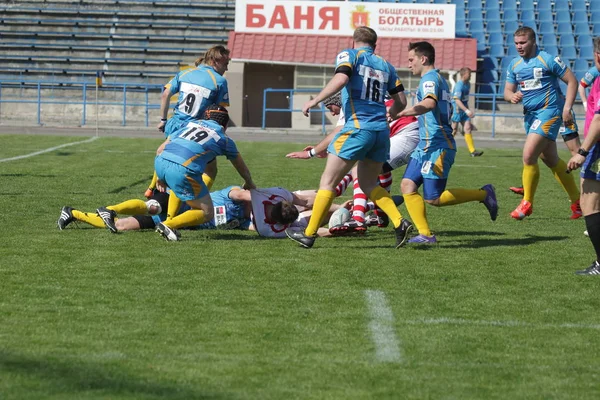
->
385 99 418 138
250 187 305 238
337 103 417 138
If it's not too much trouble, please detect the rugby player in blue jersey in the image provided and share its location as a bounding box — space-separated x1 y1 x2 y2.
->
397 41 498 244
285 26 414 249
154 105 255 241
504 26 581 220
451 67 483 157
145 45 231 198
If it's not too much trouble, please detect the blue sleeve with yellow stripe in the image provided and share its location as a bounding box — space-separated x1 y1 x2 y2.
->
166 73 180 95
546 53 568 79
506 59 518 84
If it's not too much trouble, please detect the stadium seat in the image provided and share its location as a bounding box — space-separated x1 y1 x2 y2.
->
481 56 499 71
500 56 513 72
553 0 570 12
536 2 552 12
579 46 594 60
470 21 486 35
415 0 431 3
559 34 576 48
593 24 600 36
506 45 519 57
560 46 577 61
571 0 587 13
538 22 555 35
541 33 557 48
536 9 553 23
467 0 482 10
520 10 535 23
519 0 534 11
433 0 448 3
542 45 559 56
502 0 517 10
577 34 593 48
485 1 500 14
555 12 572 24
489 43 505 58
502 9 518 22
572 11 589 25
573 59 590 79
488 32 504 45
591 10 600 22
504 20 519 35
556 22 573 36
574 23 591 36
487 20 502 33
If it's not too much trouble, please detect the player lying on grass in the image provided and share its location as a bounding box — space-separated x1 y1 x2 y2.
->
287 94 418 236
57 186 351 239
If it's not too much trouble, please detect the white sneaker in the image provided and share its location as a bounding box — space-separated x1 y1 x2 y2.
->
156 222 181 241
584 230 589 237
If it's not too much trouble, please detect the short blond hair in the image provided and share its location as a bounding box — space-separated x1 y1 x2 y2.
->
514 26 536 41
353 26 377 47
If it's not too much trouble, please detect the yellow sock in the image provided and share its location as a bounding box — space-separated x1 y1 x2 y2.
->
148 171 158 190
164 209 206 229
202 173 215 191
166 193 182 221
464 133 476 153
522 164 540 203
107 199 147 215
72 210 111 228
369 185 402 228
305 189 335 236
551 158 580 203
438 188 486 206
403 192 431 236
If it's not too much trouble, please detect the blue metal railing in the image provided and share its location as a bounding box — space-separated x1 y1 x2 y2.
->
262 88 330 134
0 80 162 126
262 85 586 138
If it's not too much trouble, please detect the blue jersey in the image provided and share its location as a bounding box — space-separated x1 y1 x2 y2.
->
580 67 600 89
161 120 238 174
416 69 456 151
166 66 229 122
452 80 469 111
334 46 403 131
197 186 251 230
505 50 568 113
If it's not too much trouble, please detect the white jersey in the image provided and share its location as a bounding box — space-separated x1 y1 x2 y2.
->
250 188 306 238
336 109 346 127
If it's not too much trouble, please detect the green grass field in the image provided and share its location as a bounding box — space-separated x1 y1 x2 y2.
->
1 134 599 399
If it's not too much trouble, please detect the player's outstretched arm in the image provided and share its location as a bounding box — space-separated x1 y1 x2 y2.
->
568 114 600 171
301 73 349 116
230 154 255 190
399 97 436 117
387 92 408 120
157 88 172 132
285 125 341 159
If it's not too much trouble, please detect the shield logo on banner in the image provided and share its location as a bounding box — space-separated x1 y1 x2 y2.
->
350 6 370 29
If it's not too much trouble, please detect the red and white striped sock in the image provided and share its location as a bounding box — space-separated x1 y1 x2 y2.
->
375 172 393 217
352 178 368 223
335 173 353 197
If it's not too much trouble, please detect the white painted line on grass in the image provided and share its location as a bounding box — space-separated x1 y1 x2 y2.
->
0 136 99 163
403 317 600 330
364 290 401 363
